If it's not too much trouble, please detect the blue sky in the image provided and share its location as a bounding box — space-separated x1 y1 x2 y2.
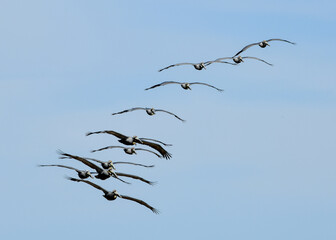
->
1 1 336 239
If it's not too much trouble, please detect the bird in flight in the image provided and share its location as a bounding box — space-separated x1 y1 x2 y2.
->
38 164 94 179
233 38 296 57
145 81 224 92
112 107 185 122
158 60 235 72
86 130 172 159
214 56 273 66
67 177 159 214
59 151 155 185
91 146 162 158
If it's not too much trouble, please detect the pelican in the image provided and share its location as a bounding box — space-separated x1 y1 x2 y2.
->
67 177 159 214
233 38 296 57
59 156 116 169
86 130 172 159
91 146 162 158
38 164 94 179
145 81 224 92
59 152 155 185
58 151 129 183
214 56 273 66
82 157 154 169
112 107 185 122
158 60 235 72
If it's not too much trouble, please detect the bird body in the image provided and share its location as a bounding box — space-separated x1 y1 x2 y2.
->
158 62 207 72
233 38 296 57
216 56 272 66
91 146 162 158
86 130 172 159
145 81 223 92
67 177 159 213
112 107 185 122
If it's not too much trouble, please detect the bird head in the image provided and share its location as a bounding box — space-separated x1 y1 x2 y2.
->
200 62 206 70
150 108 155 113
133 136 143 144
86 171 94 178
113 190 121 198
108 160 115 170
238 56 244 62
131 147 137 154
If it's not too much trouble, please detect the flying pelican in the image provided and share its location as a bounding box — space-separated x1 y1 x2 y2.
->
158 60 235 72
82 157 155 169
58 151 129 183
67 177 159 214
214 56 273 66
233 38 296 57
86 130 172 159
145 81 224 92
112 107 185 122
59 156 154 170
38 164 94 179
91 146 162 158
59 152 155 185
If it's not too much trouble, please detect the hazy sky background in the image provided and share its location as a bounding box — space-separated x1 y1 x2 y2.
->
1 0 336 239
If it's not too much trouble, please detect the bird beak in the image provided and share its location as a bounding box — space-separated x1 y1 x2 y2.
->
241 59 244 62
89 173 94 179
188 87 192 90
266 42 270 46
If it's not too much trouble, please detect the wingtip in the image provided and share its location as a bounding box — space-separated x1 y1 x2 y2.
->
152 208 160 214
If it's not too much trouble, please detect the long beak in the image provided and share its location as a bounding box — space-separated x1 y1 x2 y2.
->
266 42 270 46
188 87 192 90
89 174 94 179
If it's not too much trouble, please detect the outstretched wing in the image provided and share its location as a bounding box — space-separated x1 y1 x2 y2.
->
205 60 237 66
155 109 185 122
158 63 195 72
116 172 156 185
86 130 127 140
120 195 159 214
82 157 104 164
139 140 172 159
91 146 125 153
117 172 156 185
233 42 259 57
138 138 172 146
112 108 146 116
134 148 162 158
189 82 224 92
242 56 273 66
114 162 155 168
267 38 296 45
66 177 109 194
145 81 181 91
213 57 233 62
38 164 80 172
58 151 103 173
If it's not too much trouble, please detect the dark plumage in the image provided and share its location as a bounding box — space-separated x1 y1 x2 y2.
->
233 38 296 57
85 130 172 159
67 177 159 214
112 107 185 122
145 81 224 92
